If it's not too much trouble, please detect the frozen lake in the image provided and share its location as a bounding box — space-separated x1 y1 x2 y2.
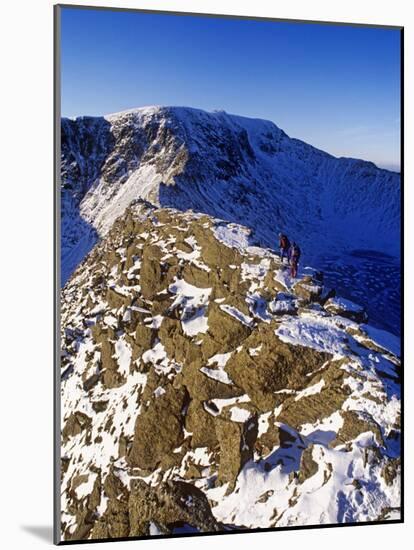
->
316 249 401 337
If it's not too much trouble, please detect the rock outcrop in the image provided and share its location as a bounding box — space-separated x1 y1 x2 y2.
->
60 204 401 540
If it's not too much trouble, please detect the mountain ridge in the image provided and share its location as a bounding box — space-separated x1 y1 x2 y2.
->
61 105 400 286
60 203 401 540
64 104 401 173
64 104 400 172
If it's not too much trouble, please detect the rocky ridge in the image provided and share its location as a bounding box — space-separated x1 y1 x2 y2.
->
61 106 400 284
60 202 401 541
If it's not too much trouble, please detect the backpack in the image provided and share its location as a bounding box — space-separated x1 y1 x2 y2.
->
291 244 300 259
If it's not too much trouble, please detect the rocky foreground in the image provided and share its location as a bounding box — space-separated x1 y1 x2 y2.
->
60 202 401 541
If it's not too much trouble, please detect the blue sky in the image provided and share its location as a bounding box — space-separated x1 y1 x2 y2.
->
60 7 401 171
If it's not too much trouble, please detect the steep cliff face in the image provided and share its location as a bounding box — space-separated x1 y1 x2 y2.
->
61 106 400 284
60 203 401 541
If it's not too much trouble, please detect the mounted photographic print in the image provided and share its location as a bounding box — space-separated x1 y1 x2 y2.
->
54 4 403 544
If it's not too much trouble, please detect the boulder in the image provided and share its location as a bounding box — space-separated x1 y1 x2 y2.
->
128 479 219 536
106 287 129 309
182 264 212 288
207 303 252 352
100 338 125 389
269 292 298 315
293 277 323 303
226 329 331 412
330 410 383 448
181 358 243 401
215 411 258 491
278 376 349 430
324 296 368 323
158 317 200 364
62 411 92 443
140 245 164 299
194 226 242 269
131 325 156 358
298 445 319 483
185 399 219 449
381 458 400 486
127 382 187 470
89 470 130 540
83 372 101 392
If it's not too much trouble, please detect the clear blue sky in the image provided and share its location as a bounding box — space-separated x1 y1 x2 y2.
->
60 7 401 171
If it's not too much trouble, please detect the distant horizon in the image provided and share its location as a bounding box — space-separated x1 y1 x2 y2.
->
60 7 401 171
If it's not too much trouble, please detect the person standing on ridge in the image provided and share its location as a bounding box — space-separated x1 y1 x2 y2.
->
289 241 301 278
278 232 290 264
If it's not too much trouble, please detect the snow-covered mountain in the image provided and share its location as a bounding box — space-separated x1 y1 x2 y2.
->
60 204 400 541
61 106 400 285
59 107 401 542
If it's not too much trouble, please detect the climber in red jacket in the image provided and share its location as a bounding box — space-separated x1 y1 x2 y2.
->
278 233 290 264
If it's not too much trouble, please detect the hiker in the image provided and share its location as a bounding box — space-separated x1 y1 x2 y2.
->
288 241 301 278
278 233 290 264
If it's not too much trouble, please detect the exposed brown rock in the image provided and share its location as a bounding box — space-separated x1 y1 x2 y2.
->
128 382 188 470
298 445 319 483
128 479 219 536
62 411 92 443
182 263 212 288
207 303 252 352
324 297 368 323
330 410 384 448
381 458 400 486
181 358 243 401
140 245 164 299
226 329 331 412
106 288 129 309
215 413 258 491
293 277 323 303
185 399 219 449
99 338 126 389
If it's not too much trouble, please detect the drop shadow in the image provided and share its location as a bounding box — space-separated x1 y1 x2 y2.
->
20 525 54 543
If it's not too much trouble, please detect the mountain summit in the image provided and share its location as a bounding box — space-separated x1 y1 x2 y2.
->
61 106 400 285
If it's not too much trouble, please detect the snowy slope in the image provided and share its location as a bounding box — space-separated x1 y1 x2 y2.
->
60 204 400 541
61 106 400 285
